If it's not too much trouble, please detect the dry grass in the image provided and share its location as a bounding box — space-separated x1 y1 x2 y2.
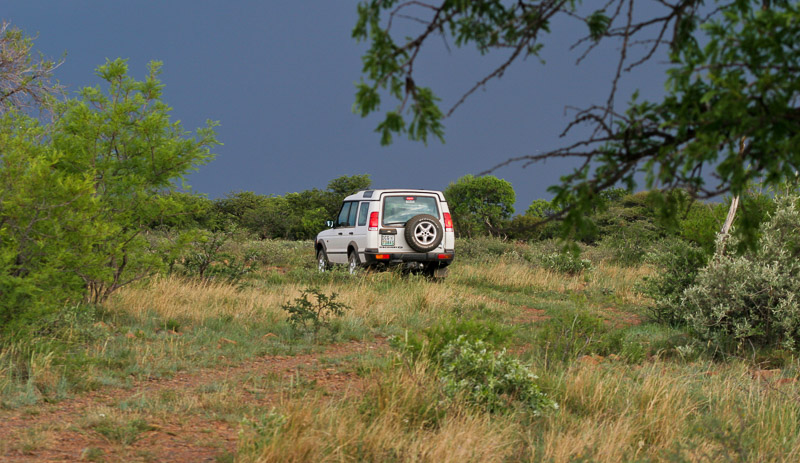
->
235 347 800 462
239 360 520 463
8 422 59 454
452 259 653 305
238 355 800 462
109 273 464 331
108 275 290 322
535 361 800 462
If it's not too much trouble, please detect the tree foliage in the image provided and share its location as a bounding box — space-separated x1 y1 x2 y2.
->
51 59 218 303
211 174 372 240
444 174 514 237
0 114 96 329
0 21 62 114
353 1 800 239
0 52 218 330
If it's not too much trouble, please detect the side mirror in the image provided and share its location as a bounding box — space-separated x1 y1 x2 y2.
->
326 220 334 228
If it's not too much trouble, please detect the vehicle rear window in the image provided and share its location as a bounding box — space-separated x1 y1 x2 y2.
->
382 196 439 226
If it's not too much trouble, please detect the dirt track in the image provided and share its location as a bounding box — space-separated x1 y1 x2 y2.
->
1 339 387 462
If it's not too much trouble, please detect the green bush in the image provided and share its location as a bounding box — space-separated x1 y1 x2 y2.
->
504 214 560 241
393 317 513 361
641 238 709 325
678 191 800 350
455 236 524 262
677 201 726 254
595 220 662 266
438 335 557 414
540 251 592 275
282 288 350 341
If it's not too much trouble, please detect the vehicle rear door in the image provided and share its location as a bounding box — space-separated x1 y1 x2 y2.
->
380 194 444 252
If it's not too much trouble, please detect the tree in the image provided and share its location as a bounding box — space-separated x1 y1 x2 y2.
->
148 191 222 231
327 174 371 198
444 175 514 237
0 112 97 330
0 21 62 114
322 174 373 219
215 192 294 238
526 199 560 220
51 59 219 303
353 1 800 238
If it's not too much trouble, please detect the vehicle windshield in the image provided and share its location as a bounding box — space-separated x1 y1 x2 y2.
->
382 196 439 225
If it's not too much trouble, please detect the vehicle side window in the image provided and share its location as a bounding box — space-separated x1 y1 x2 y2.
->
357 202 370 226
336 202 351 227
347 201 358 226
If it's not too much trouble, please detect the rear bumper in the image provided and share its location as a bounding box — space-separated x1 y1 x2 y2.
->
363 249 454 266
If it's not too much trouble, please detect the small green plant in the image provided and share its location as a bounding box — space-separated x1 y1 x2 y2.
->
165 318 181 332
92 416 155 445
81 447 105 462
238 410 288 456
282 288 350 340
534 309 618 366
438 335 557 414
540 251 592 275
392 317 513 361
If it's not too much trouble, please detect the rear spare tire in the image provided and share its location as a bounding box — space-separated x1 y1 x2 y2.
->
404 214 443 252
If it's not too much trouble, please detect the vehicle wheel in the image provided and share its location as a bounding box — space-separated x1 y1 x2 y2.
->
404 214 443 252
347 250 360 274
317 248 330 273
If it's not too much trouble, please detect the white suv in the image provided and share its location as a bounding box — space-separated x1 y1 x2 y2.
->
314 189 455 277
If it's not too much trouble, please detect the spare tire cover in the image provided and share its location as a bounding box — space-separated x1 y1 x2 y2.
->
404 214 444 252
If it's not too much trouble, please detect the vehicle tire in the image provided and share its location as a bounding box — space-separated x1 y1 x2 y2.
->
404 214 443 252
317 248 330 273
347 250 360 274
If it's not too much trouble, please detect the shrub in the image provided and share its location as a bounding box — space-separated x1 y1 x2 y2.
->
456 236 520 262
540 251 592 275
393 317 513 361
678 191 800 350
175 229 257 283
282 288 350 341
641 238 709 325
677 201 726 254
596 221 662 266
504 214 560 241
438 335 557 414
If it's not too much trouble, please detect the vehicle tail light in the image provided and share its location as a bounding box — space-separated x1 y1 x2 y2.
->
438 254 452 259
443 212 453 231
369 211 379 230
375 254 390 260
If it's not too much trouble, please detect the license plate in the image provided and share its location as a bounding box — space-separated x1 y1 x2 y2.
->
381 235 395 246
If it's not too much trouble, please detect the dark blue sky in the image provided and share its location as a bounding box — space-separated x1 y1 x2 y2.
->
5 1 671 212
